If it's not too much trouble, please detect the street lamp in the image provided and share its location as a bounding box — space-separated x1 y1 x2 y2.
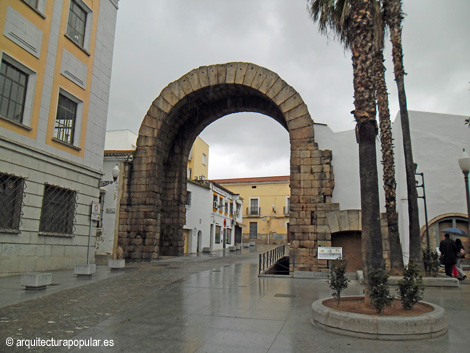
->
458 149 470 234
112 164 120 182
414 163 430 252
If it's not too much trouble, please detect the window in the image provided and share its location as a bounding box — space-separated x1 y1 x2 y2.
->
230 202 233 216
249 198 259 215
0 60 28 124
213 194 218 209
215 225 221 244
39 184 77 236
67 0 87 47
0 173 25 232
187 168 192 179
226 228 231 244
285 197 290 215
202 153 207 166
54 93 77 145
219 196 223 212
0 55 36 127
249 222 257 239
224 202 228 215
186 191 192 206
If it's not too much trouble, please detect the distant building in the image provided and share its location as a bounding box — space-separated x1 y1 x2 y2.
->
214 176 290 245
104 129 137 150
187 137 209 181
184 180 243 253
314 111 470 267
100 132 228 259
0 0 119 275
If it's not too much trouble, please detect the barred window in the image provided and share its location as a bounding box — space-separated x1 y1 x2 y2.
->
0 60 28 124
40 184 77 236
0 173 25 232
54 93 77 145
67 0 87 47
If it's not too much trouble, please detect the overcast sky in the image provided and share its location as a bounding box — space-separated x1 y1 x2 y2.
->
107 0 470 179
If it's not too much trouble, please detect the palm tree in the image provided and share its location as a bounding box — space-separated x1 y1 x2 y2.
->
308 0 403 274
374 49 404 274
383 0 422 268
308 0 384 287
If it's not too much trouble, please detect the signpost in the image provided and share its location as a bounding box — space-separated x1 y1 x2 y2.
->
88 201 101 265
318 246 343 260
318 246 343 272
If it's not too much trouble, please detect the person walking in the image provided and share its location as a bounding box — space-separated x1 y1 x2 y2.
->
455 238 467 280
439 233 458 277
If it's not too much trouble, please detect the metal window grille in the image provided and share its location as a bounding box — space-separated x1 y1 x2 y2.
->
39 184 77 236
0 60 28 124
0 173 26 232
54 94 77 144
67 0 87 47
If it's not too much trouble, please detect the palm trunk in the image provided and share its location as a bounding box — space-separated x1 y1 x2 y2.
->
374 51 404 274
350 0 384 295
384 0 423 268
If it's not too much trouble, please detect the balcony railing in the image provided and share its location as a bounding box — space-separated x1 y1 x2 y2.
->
246 207 260 216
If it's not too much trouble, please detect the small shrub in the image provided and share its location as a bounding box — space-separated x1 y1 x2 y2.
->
328 258 350 304
423 250 439 277
397 262 425 310
367 268 394 313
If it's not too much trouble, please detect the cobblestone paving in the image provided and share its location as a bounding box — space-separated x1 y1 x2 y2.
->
0 250 262 352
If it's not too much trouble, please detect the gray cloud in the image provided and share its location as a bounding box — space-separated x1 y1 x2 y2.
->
107 0 469 179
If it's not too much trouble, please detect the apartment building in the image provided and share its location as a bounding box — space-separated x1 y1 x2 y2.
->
184 180 243 253
101 131 234 258
214 176 290 245
0 0 119 275
187 136 209 181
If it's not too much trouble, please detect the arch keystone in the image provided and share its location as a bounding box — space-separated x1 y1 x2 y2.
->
234 62 249 84
243 64 260 86
225 63 237 84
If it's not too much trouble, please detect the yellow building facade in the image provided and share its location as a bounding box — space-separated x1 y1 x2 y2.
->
0 0 119 274
214 176 290 244
187 136 209 181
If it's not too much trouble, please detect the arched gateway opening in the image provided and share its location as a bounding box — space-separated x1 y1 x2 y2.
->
118 62 337 272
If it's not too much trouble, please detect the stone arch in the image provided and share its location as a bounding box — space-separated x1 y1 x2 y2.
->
118 62 336 272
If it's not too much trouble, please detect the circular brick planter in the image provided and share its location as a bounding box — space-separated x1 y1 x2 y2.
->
311 297 448 340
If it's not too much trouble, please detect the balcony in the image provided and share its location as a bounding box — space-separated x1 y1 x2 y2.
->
246 207 261 216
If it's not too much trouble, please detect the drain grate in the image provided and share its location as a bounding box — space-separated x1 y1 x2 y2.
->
274 294 297 298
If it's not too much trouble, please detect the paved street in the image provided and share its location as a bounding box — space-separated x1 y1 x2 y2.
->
0 246 469 353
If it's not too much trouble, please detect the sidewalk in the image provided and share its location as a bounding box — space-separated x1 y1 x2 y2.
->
1 246 469 353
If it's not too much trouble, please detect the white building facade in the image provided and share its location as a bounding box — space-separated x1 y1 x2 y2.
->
184 180 243 253
315 111 470 261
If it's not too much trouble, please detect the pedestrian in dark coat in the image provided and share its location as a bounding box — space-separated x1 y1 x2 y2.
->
439 233 458 277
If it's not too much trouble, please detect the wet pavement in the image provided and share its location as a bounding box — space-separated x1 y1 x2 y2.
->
0 245 469 353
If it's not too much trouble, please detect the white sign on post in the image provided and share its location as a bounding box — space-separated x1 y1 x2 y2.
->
91 201 101 221
317 246 342 260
